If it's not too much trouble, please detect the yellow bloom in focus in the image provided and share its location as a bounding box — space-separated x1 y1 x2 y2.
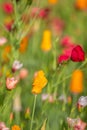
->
41 30 52 52
19 36 29 53
32 70 48 94
2 45 11 62
12 125 21 130
48 0 58 4
70 70 83 94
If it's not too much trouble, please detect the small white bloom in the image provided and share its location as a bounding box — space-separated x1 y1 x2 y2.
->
12 60 23 72
78 96 87 107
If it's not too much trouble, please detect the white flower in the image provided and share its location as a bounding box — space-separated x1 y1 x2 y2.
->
12 60 23 72
78 96 87 107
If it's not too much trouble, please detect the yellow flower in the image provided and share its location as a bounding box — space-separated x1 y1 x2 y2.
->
41 30 52 52
12 125 21 130
48 0 58 4
70 70 83 94
32 70 48 94
19 36 29 53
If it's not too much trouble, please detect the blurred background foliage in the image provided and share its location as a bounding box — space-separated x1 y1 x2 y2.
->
0 0 87 130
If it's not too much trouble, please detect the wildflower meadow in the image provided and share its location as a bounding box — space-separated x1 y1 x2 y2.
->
0 0 87 129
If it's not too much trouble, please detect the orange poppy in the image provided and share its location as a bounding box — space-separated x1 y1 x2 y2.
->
19 36 29 53
70 70 83 94
2 45 11 62
12 125 21 130
75 0 87 10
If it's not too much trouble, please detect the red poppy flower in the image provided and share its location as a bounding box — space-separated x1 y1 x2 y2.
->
71 45 85 62
58 54 70 64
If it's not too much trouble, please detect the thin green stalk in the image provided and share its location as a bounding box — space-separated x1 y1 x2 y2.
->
30 94 37 130
15 111 20 124
53 59 87 88
69 95 77 117
52 37 59 70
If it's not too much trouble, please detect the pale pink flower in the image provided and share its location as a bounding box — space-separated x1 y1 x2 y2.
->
2 128 9 130
74 120 87 130
6 77 18 90
0 122 9 130
48 95 54 103
0 37 7 46
41 93 49 101
19 68 28 79
0 122 6 129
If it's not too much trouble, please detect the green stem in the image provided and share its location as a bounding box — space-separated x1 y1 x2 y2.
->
53 59 87 88
52 37 59 70
69 95 77 117
30 94 37 130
